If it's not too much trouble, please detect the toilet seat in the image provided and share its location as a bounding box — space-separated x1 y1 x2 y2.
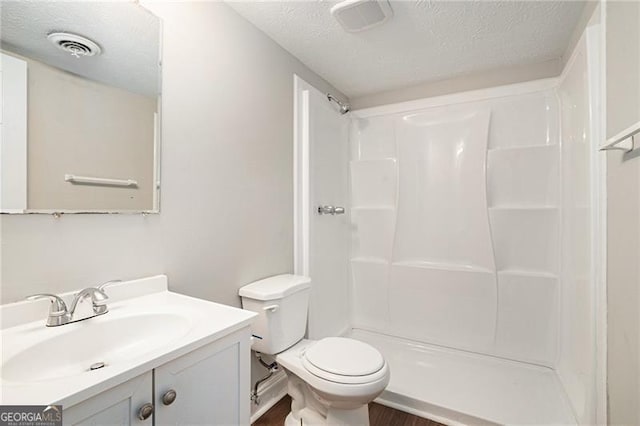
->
302 337 388 384
277 338 390 410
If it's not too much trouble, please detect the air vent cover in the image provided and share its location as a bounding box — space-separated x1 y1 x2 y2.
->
331 0 393 33
47 32 101 58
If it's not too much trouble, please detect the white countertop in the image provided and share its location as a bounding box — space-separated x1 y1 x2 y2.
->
0 275 256 408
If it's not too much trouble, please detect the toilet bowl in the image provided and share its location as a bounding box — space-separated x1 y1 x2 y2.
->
279 338 390 402
239 274 390 425
277 338 389 425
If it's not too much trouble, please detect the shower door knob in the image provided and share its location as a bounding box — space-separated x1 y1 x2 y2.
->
317 205 345 215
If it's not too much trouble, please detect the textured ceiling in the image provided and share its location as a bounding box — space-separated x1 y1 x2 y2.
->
227 0 586 98
1 1 160 97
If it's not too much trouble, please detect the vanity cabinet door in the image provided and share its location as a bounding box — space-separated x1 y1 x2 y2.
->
154 329 251 426
63 371 153 426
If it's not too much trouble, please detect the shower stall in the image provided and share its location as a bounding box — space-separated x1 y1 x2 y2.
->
293 15 604 426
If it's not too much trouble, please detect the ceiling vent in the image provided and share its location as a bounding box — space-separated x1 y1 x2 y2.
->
47 32 102 58
331 0 393 33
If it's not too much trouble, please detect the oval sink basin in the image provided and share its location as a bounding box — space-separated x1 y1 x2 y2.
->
2 313 191 383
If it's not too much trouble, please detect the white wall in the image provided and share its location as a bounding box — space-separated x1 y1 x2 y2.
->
605 0 640 140
605 2 640 425
0 1 344 308
146 2 345 308
606 145 640 426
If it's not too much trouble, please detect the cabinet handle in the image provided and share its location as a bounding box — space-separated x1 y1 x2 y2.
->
137 403 154 421
162 389 177 406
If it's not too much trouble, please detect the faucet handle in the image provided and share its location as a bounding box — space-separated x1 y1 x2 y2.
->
88 288 109 315
97 279 122 292
25 294 68 316
85 287 109 306
26 294 70 326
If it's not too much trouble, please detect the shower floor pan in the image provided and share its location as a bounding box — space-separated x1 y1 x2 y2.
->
350 329 576 425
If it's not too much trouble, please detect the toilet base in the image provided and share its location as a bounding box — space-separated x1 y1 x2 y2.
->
284 406 370 426
276 339 387 426
283 372 371 426
284 412 298 426
326 406 370 425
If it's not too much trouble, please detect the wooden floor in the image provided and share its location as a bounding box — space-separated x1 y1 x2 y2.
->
253 396 444 426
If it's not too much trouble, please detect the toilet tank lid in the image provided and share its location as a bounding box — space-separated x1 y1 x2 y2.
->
239 274 311 301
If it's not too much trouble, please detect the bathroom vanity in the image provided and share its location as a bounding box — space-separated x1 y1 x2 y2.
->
0 276 257 425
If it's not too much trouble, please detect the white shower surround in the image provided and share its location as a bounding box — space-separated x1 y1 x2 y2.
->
350 84 561 364
293 16 603 426
345 33 602 426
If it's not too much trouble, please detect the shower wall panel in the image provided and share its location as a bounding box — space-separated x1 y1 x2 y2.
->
350 89 560 366
393 109 494 270
388 265 497 350
351 259 389 331
556 30 598 424
487 145 559 207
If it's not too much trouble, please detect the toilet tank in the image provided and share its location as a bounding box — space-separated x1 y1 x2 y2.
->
239 274 311 354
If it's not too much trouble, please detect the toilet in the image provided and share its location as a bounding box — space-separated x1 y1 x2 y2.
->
239 274 390 426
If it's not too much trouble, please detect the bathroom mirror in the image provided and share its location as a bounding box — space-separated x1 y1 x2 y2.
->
0 2 161 213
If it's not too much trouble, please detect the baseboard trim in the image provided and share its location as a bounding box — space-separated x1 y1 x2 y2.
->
250 371 288 424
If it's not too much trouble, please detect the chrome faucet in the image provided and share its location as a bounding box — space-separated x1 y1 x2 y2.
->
27 280 121 327
68 287 109 317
